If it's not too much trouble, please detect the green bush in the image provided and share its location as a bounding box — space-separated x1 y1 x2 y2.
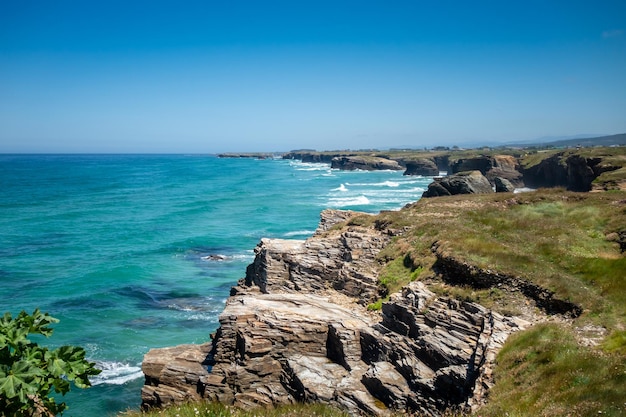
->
0 309 101 416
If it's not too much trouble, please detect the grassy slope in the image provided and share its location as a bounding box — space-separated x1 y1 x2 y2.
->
367 189 626 416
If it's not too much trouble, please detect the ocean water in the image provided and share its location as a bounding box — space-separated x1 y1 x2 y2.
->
0 154 432 416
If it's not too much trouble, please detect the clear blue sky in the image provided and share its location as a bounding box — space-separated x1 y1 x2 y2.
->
1 0 625 153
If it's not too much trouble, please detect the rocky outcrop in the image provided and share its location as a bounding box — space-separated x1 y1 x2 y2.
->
451 155 523 186
422 171 494 198
193 281 529 416
141 209 531 416
521 152 622 192
494 177 515 193
403 158 439 176
521 153 568 189
142 343 213 408
218 153 277 159
450 156 493 175
566 155 599 192
431 241 583 317
283 152 342 164
238 212 389 304
331 156 403 171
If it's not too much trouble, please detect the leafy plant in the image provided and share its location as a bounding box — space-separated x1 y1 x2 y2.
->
0 309 101 416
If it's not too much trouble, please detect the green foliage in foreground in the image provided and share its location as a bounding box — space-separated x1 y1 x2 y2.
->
120 402 351 417
0 309 101 416
481 323 626 417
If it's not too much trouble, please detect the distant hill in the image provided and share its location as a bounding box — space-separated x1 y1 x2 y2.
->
509 133 626 148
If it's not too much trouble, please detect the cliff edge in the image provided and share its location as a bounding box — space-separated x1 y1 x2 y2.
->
141 189 625 416
142 210 531 415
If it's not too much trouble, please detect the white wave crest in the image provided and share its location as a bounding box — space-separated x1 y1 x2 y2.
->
345 181 399 187
332 184 348 192
289 161 331 171
376 181 400 187
92 361 143 386
283 230 315 237
328 195 371 207
187 312 223 321
231 252 255 260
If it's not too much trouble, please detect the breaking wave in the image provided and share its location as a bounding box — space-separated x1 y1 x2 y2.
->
327 195 371 207
92 361 143 386
283 230 315 237
332 184 349 192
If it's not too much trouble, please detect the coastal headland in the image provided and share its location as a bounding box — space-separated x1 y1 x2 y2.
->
141 144 626 416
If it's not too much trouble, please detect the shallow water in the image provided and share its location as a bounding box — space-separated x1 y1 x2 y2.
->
0 154 432 416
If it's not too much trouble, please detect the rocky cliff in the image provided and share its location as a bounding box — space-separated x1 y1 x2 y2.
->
422 171 494 198
142 209 538 415
330 156 404 171
521 151 624 191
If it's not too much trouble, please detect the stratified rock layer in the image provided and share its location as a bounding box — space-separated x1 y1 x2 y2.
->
422 170 494 198
142 210 529 415
330 156 403 171
403 158 439 176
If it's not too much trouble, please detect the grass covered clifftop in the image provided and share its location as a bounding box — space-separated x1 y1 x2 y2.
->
353 188 625 415
129 185 625 417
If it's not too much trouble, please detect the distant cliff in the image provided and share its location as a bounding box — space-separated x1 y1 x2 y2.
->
282 147 626 193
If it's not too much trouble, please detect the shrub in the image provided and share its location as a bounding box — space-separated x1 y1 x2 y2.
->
0 309 101 416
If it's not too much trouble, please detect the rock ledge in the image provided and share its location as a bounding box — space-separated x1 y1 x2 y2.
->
141 210 530 415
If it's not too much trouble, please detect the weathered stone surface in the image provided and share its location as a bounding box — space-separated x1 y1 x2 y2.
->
331 156 403 171
521 152 616 191
489 155 523 185
142 343 212 410
450 156 494 175
189 281 528 416
450 155 523 186
242 216 389 304
403 158 439 176
494 176 515 192
431 241 583 317
141 211 532 416
422 171 494 198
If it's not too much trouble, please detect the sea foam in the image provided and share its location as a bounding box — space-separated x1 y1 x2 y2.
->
332 184 348 192
92 361 144 386
283 230 316 237
328 195 371 207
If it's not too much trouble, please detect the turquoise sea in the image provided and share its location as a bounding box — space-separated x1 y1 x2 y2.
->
0 154 433 416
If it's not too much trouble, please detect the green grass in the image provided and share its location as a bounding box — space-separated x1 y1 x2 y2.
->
365 188 626 415
480 323 626 417
402 190 626 325
120 402 351 417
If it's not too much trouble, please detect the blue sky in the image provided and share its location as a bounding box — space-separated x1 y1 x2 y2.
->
1 1 625 153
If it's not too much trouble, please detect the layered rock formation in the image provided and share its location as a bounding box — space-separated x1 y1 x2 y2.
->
402 158 439 176
521 151 622 191
142 209 531 415
281 148 624 192
330 156 404 171
450 155 523 186
422 171 494 198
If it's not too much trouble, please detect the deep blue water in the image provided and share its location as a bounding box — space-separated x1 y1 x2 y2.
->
0 154 432 416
